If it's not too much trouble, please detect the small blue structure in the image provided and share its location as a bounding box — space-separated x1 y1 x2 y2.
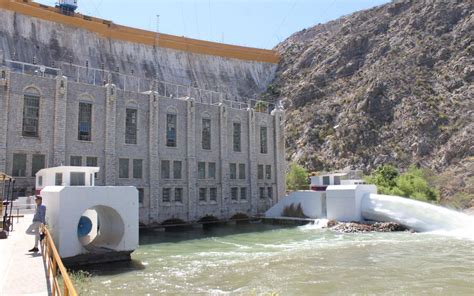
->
57 0 78 15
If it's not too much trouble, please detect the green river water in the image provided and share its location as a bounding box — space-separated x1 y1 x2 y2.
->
81 223 473 295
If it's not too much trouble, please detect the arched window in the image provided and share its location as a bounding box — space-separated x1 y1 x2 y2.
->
232 118 242 152
22 88 40 137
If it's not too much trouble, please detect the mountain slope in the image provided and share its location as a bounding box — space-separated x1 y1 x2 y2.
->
269 0 473 205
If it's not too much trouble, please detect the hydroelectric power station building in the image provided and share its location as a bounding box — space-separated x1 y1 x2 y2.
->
0 0 285 226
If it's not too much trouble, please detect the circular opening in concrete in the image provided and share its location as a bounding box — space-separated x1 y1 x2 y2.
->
77 205 125 250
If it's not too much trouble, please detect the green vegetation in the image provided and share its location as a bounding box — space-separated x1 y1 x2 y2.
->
254 101 268 112
286 163 308 191
365 165 439 202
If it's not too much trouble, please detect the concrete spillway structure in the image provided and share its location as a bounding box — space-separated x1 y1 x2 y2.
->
0 0 278 98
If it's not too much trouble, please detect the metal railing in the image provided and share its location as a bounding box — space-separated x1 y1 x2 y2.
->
3 60 278 113
41 226 78 296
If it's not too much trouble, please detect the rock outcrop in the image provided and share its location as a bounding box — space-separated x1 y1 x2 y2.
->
267 0 473 206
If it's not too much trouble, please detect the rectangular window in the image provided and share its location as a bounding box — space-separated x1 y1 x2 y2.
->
22 94 40 137
166 113 177 147
239 163 246 180
162 188 171 203
119 158 129 178
161 160 170 179
260 126 268 154
209 187 217 202
267 187 273 200
258 165 264 180
78 102 92 141
173 161 182 179
202 118 211 150
12 153 26 177
259 187 266 199
233 122 241 152
265 165 272 180
86 157 98 179
229 163 237 180
208 162 216 179
175 188 183 203
240 187 247 200
55 173 63 186
322 176 330 185
70 172 85 186
70 156 82 166
231 187 238 201
138 188 144 204
334 176 341 185
199 188 207 202
31 154 45 176
133 159 143 179
125 108 138 144
198 162 206 179
38 176 43 187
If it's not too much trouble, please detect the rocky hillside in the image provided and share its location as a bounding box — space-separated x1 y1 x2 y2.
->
268 0 473 206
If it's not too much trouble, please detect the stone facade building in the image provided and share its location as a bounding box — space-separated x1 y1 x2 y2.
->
0 64 285 225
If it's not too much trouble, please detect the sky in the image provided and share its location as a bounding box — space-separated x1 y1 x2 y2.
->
34 0 390 49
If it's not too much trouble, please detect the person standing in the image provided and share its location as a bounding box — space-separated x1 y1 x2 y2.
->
26 196 46 252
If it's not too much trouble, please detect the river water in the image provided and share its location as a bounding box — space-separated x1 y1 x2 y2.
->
81 223 474 295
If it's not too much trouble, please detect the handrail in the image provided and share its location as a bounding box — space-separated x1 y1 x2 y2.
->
41 226 78 296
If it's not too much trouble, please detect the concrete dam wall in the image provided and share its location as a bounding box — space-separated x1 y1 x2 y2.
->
0 1 278 99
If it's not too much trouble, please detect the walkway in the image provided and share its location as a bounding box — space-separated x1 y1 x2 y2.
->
0 214 50 295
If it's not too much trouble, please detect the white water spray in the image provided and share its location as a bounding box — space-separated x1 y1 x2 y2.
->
361 194 474 238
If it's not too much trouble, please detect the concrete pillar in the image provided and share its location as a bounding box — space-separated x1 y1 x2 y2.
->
272 106 286 202
52 76 68 167
218 103 229 218
248 108 258 215
0 67 10 175
186 98 197 221
104 84 117 185
148 91 160 223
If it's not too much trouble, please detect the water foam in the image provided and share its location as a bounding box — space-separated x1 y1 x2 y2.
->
361 194 474 239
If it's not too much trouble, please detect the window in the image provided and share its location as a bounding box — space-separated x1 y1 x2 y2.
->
133 159 143 179
198 162 206 179
231 187 238 201
260 126 268 154
233 122 241 152
31 154 45 176
240 187 247 200
86 156 97 167
230 163 237 180
259 187 266 199
258 165 264 180
70 172 85 186
202 118 211 150
267 187 273 200
125 108 138 144
38 176 43 187
12 154 27 177
162 188 171 202
138 188 144 204
78 102 92 141
210 187 217 202
334 176 341 185
173 161 182 179
166 113 177 147
86 157 98 179
175 188 183 203
322 176 330 185
199 188 207 202
161 160 170 179
22 93 40 137
208 162 216 179
70 156 82 166
55 173 63 186
265 165 272 180
119 158 129 178
239 163 245 180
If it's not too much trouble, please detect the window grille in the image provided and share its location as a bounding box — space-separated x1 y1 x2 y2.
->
233 122 241 152
202 118 211 150
166 114 177 147
78 102 92 141
125 109 138 144
22 94 40 137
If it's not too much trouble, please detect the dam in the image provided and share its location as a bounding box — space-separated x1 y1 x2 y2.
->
0 0 285 226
